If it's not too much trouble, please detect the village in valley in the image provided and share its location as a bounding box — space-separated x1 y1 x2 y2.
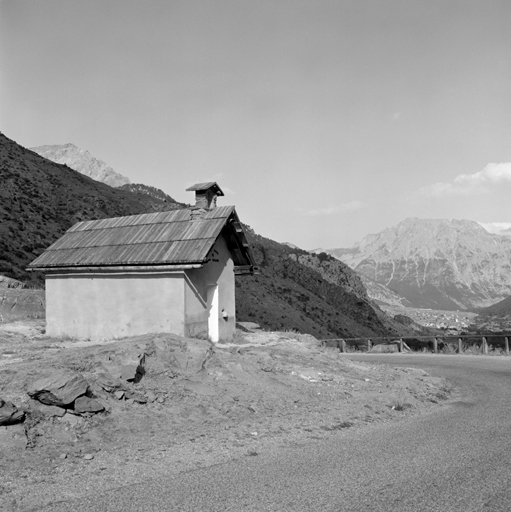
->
379 305 477 334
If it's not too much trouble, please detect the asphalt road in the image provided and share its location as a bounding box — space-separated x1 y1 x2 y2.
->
41 355 511 512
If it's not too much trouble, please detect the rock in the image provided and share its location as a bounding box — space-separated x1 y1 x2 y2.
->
125 390 147 403
95 372 123 393
74 396 105 413
83 453 94 460
121 364 141 382
114 390 125 400
100 362 122 380
164 337 212 374
100 344 148 383
120 346 147 382
0 399 25 426
128 392 147 404
59 453 67 460
31 402 66 417
27 370 89 407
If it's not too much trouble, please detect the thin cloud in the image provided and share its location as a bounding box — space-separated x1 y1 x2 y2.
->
478 222 511 237
305 200 365 216
419 163 511 197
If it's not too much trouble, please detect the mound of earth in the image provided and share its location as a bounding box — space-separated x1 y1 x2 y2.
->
0 320 452 510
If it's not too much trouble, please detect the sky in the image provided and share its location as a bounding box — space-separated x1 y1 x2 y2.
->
1 0 511 249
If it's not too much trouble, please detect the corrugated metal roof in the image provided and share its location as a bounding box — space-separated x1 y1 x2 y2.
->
29 206 238 269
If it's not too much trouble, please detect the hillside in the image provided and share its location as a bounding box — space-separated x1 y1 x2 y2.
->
326 218 511 311
289 251 368 301
0 133 180 283
359 275 413 307
468 295 511 333
476 295 511 317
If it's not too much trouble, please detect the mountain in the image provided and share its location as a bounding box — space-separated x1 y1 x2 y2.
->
325 218 511 310
3 132 419 339
31 144 187 207
0 133 181 284
30 143 130 187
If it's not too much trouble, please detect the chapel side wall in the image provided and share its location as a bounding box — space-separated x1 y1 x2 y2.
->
184 235 236 341
45 272 185 339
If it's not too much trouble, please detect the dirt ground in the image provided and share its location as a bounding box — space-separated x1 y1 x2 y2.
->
0 320 454 511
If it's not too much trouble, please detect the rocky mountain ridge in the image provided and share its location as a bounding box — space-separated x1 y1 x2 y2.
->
30 143 130 187
325 218 511 311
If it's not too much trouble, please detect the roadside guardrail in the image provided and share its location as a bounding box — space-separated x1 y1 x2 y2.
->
319 334 511 355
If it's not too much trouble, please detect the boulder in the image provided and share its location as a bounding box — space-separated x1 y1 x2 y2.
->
0 399 25 426
74 396 105 413
169 338 212 373
121 363 142 382
27 370 89 407
101 345 147 382
119 346 147 382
